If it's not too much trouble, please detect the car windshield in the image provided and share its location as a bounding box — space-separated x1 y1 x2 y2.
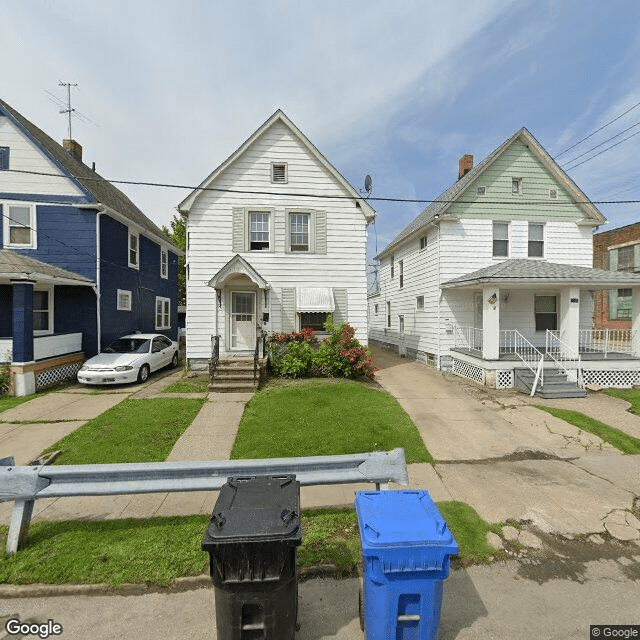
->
104 338 151 354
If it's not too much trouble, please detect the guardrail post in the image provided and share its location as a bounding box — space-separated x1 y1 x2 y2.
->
7 499 35 554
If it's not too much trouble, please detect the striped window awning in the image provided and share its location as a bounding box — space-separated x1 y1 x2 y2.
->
296 288 335 312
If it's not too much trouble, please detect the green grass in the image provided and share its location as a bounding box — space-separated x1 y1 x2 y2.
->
0 509 361 586
603 388 640 415
0 502 500 586
231 379 432 463
162 375 209 393
535 405 640 454
437 501 502 564
41 398 205 464
0 394 34 415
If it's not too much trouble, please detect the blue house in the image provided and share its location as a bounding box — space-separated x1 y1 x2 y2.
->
0 98 182 396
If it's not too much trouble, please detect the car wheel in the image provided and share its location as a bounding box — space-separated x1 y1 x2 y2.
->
171 351 179 368
137 364 150 383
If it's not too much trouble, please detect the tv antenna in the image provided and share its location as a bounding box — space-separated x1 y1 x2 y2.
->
46 83 98 140
58 82 78 139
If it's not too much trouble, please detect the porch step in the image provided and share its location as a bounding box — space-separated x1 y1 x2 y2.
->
514 368 586 399
208 358 265 392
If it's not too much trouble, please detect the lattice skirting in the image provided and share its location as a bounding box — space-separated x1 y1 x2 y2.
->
452 358 485 384
496 370 515 389
36 362 82 391
582 369 640 389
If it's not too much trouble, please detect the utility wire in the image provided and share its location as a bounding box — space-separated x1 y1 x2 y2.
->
563 129 640 171
560 120 640 167
5 168 640 205
555 99 640 158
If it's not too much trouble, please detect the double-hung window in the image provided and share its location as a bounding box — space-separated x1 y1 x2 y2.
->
617 245 635 272
528 223 544 257
289 212 309 251
33 288 53 335
0 147 9 170
117 289 132 311
3 202 36 248
155 297 171 330
493 222 509 257
249 211 270 250
128 231 139 268
390 255 394 279
534 295 557 331
160 248 168 278
399 260 404 288
386 301 391 328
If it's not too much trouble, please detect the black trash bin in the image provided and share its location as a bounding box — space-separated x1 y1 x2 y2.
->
202 475 302 640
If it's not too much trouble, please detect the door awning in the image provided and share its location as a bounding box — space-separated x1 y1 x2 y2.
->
296 288 335 312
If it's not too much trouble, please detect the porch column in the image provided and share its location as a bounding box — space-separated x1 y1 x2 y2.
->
559 286 580 354
10 279 36 397
482 286 500 360
632 287 640 357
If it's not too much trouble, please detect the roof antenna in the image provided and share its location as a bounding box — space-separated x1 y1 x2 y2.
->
58 81 78 139
361 174 373 198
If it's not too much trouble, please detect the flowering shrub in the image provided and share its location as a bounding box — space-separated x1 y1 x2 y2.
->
267 319 377 380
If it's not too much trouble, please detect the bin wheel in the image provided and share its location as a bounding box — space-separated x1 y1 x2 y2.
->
358 577 364 632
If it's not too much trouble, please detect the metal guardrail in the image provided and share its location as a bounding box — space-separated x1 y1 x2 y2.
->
546 330 583 387
501 329 545 395
1 449 408 554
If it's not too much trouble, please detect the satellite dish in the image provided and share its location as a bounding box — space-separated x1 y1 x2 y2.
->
364 174 372 196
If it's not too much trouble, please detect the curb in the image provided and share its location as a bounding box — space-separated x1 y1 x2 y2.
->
0 566 346 599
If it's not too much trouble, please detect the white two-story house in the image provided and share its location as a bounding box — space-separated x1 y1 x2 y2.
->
369 127 640 395
178 110 376 369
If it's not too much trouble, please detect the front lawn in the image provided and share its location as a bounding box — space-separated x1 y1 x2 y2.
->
163 375 209 394
231 379 432 463
0 394 34 416
42 397 205 464
603 388 640 416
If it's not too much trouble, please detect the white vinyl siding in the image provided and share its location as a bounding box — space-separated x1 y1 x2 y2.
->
185 120 369 359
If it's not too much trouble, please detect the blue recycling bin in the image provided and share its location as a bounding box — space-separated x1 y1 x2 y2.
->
355 490 458 640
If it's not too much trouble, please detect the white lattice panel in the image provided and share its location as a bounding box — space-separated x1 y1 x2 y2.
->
36 363 82 390
452 358 485 384
582 369 640 389
497 370 514 389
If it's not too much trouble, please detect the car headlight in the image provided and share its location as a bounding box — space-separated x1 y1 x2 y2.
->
114 365 134 372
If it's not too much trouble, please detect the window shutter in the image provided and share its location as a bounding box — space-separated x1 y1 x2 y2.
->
314 210 327 254
333 288 348 326
232 208 246 252
281 288 296 332
609 289 618 320
609 249 618 271
634 244 640 272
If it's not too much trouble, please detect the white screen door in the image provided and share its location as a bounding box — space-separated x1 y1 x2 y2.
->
231 291 255 350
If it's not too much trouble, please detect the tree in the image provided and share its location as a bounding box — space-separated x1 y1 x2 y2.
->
162 214 186 305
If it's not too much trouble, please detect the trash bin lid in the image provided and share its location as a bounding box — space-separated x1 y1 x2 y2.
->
203 475 301 546
355 490 456 550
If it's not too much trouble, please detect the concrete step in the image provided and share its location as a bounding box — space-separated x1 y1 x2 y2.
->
538 387 587 399
208 381 258 392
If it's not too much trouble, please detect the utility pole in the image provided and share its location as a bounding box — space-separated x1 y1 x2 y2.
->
58 82 78 139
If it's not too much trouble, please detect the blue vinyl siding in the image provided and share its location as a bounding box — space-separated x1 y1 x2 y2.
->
99 215 179 348
54 286 98 357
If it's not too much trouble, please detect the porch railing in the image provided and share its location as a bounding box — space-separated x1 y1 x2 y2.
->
501 329 544 395
453 325 483 352
546 330 583 387
578 329 637 358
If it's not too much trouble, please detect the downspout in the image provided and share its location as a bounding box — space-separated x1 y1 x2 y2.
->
94 206 104 353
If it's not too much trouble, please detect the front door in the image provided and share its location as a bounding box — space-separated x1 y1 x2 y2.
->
231 291 256 350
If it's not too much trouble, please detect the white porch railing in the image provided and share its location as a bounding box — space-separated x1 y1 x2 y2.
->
579 329 638 358
501 329 544 395
453 325 483 352
546 330 583 387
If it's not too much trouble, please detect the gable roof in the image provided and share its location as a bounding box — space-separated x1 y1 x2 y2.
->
377 127 606 259
178 109 376 222
441 258 640 290
0 98 180 252
0 249 94 286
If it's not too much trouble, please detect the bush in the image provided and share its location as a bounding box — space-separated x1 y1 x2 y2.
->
0 360 9 396
267 319 377 380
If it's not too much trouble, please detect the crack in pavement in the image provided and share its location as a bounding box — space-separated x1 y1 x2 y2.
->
436 449 576 465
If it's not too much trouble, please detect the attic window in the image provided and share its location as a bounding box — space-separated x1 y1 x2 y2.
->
549 188 558 200
476 186 486 196
512 178 522 195
419 236 427 250
271 163 287 183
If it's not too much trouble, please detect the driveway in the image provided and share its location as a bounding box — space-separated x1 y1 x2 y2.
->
370 345 640 541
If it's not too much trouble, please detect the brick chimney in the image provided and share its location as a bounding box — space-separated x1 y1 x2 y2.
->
458 154 473 180
63 139 83 162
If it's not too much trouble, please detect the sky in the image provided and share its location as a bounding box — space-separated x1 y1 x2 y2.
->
2 0 640 268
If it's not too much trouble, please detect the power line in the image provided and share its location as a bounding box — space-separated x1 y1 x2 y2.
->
554 99 640 158
564 129 640 172
561 120 640 167
5 168 640 205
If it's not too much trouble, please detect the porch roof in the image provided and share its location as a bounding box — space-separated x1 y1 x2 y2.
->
0 250 95 286
208 254 270 290
441 259 640 290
